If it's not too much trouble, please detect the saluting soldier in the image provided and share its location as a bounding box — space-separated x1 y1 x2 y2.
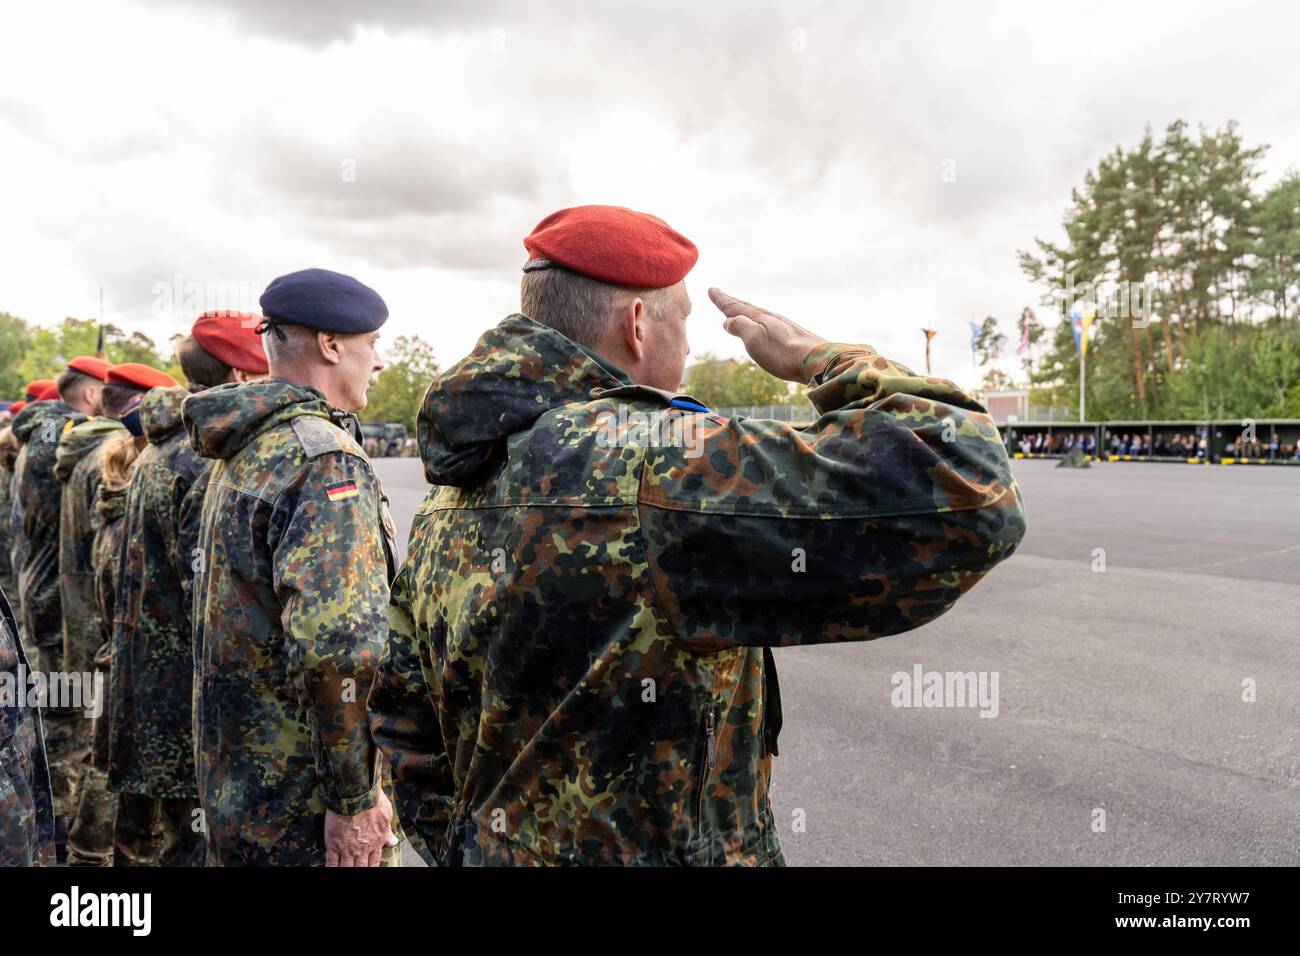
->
184 269 400 866
368 205 1026 866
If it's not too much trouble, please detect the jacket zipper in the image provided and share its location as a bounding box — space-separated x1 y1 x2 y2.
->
694 706 717 840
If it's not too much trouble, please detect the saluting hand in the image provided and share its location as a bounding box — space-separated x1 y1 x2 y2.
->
324 788 399 867
708 287 829 383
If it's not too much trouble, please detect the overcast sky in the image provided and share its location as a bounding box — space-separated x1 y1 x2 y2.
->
2 0 1297 386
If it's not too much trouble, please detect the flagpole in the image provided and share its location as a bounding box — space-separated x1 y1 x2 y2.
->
96 285 106 359
1079 348 1086 422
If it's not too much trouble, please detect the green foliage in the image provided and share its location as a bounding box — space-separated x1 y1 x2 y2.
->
0 313 34 399
362 335 441 433
12 317 170 388
1018 120 1300 420
682 353 791 408
974 316 1006 368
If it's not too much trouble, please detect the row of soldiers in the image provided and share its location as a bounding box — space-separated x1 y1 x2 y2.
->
1 313 268 865
4 205 1025 867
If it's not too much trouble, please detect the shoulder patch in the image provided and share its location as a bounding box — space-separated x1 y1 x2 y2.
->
324 478 361 502
291 415 345 459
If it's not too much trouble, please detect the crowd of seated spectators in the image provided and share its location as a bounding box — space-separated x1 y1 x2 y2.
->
1010 431 1096 456
1005 429 1300 461
1224 434 1300 460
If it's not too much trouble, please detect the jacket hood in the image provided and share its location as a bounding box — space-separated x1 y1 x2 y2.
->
12 400 79 444
183 379 340 461
54 417 127 481
142 386 191 445
419 314 632 486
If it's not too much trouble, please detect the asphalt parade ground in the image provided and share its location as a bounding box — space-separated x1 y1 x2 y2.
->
374 456 1298 867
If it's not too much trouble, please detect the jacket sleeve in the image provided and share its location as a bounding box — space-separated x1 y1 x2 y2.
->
175 467 211 630
367 552 454 866
271 452 389 815
638 343 1026 650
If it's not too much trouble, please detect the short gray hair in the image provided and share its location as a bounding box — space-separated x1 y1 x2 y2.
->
520 267 666 348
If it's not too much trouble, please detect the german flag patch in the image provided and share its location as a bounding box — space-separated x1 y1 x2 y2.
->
325 479 360 502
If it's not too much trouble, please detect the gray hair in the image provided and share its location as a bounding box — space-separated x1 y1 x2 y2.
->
520 267 667 348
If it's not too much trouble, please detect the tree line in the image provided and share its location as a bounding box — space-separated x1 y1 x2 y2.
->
1001 119 1300 420
0 313 442 434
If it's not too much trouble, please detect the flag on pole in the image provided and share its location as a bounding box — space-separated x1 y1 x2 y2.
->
1070 306 1096 357
967 320 980 356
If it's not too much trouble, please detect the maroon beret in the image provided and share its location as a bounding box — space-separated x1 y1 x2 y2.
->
67 356 112 381
35 382 62 401
106 363 178 391
25 379 56 401
523 204 698 289
7 401 25 415
192 310 269 374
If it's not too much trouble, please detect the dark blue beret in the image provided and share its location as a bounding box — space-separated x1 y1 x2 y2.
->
257 268 388 336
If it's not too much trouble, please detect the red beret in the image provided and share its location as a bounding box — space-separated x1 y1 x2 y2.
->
523 204 698 289
25 379 56 401
7 401 25 415
35 383 62 401
106 363 178 391
67 356 112 381
191 310 269 374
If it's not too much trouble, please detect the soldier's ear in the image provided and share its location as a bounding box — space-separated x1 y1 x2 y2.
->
317 332 343 366
623 298 648 362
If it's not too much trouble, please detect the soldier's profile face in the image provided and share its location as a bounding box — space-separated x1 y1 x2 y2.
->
336 331 383 412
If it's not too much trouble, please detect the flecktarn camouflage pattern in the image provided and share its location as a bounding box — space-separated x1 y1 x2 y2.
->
108 387 209 801
55 417 126 865
57 418 125 676
1 583 55 865
10 401 85 666
65 455 133 866
9 400 86 835
184 379 400 866
369 314 1025 866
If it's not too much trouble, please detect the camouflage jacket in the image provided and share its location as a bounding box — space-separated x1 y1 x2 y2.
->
184 380 397 865
56 418 126 677
368 315 1026 867
9 402 86 653
0 450 16 597
93 474 130 774
108 387 208 798
0 584 55 865
94 475 130 641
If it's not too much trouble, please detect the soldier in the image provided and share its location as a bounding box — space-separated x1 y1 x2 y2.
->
67 427 146 867
109 313 266 867
58 363 179 866
9 357 109 860
184 269 399 866
368 205 1027 866
1 582 55 866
